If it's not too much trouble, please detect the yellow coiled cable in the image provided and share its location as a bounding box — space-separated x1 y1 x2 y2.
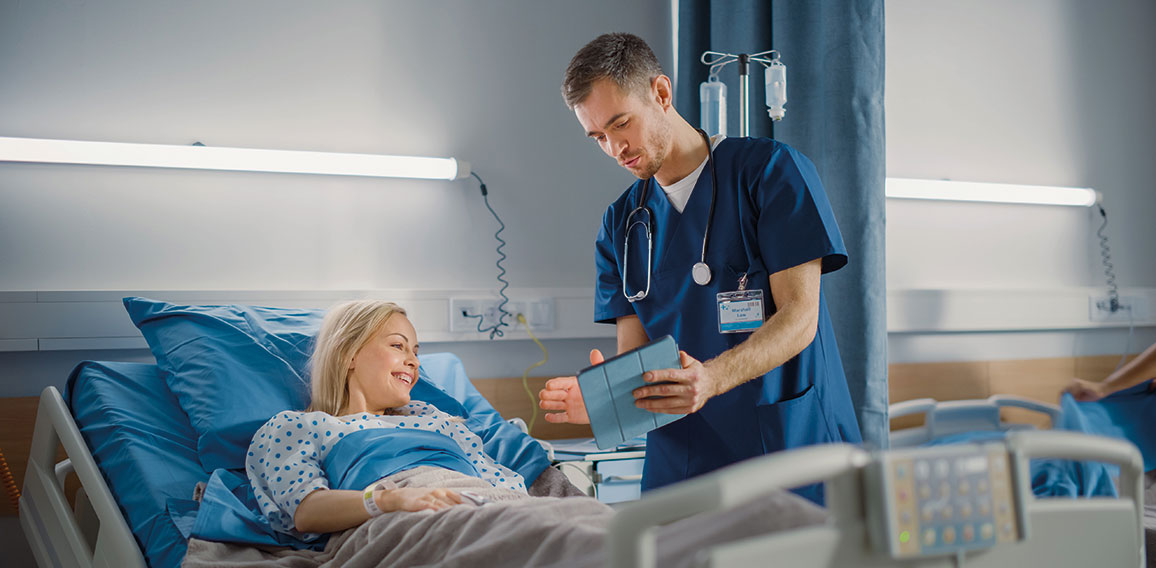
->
517 314 549 434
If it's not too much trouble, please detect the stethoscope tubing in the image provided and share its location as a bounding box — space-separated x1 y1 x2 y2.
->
622 129 718 303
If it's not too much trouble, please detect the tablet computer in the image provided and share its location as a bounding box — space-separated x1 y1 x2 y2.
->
577 335 686 450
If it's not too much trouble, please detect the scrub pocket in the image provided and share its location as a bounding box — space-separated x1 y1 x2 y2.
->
754 385 835 454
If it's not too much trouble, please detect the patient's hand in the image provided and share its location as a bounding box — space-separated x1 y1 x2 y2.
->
380 487 463 513
538 349 602 424
1063 378 1107 402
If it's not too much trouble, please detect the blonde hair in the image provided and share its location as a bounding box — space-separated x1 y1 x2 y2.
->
307 300 408 415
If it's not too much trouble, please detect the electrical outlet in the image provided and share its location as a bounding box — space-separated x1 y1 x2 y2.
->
449 298 555 333
1088 294 1149 322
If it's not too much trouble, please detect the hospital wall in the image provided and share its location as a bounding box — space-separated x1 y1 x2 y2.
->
1 1 1152 399
0 0 674 397
1 1 1152 398
885 0 1156 367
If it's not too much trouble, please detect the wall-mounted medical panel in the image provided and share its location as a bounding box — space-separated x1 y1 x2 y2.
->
0 288 613 352
887 287 1156 334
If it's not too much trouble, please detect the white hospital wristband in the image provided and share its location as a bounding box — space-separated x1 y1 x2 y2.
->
363 480 398 518
363 486 384 517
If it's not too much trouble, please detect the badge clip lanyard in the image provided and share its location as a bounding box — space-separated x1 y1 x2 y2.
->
623 129 718 303
717 272 765 334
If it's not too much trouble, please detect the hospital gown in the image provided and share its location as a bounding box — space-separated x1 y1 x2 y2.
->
246 402 526 537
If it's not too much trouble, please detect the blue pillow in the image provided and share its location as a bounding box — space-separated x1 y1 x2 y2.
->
122 297 547 483
124 297 323 472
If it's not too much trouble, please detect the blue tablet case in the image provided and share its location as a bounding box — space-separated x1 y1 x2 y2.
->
577 335 686 450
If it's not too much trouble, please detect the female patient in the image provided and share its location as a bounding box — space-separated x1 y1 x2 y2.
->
246 300 538 538
242 299 826 567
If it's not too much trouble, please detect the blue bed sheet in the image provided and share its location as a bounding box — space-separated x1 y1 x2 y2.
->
1058 382 1155 472
64 361 203 568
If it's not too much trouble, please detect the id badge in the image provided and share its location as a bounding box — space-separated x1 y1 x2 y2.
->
717 290 765 334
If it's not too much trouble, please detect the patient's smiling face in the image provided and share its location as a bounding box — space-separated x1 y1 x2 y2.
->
345 314 420 414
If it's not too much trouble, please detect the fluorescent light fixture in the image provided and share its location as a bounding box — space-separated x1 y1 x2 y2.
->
0 136 470 180
886 178 1099 207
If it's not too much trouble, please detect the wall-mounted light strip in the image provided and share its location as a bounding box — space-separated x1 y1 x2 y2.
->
886 178 1099 207
0 136 471 180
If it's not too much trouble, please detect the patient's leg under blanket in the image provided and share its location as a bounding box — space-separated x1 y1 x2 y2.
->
182 466 827 568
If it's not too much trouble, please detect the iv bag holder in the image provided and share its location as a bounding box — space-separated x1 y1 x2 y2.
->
700 50 780 137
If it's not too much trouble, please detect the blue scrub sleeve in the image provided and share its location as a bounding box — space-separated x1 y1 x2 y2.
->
594 210 635 324
754 145 848 276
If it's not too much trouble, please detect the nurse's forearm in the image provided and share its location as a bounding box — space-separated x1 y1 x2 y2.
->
700 259 823 396
703 299 818 394
616 314 651 354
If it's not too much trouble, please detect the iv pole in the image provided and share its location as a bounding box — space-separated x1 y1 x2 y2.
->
700 50 784 137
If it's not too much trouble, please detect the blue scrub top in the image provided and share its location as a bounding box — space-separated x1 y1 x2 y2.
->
594 137 862 503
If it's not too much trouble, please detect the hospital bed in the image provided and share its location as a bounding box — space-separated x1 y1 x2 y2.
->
20 355 526 568
611 395 1148 567
610 431 1147 567
25 367 1150 568
18 298 1151 567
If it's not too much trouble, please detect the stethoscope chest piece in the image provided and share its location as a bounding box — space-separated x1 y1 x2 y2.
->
691 262 712 286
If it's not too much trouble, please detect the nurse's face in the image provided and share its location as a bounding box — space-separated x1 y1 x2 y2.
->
574 77 673 180
347 314 420 412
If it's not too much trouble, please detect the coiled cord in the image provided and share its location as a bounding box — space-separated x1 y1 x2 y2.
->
0 448 20 513
1096 201 1134 371
1096 203 1120 312
463 171 513 340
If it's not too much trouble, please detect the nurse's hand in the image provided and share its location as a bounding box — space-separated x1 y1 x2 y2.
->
1063 378 1107 402
538 349 603 424
633 351 717 414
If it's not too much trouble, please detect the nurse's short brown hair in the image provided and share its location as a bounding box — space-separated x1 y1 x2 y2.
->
562 32 665 109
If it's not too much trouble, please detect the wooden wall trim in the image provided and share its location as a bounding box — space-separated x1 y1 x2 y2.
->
888 354 1135 431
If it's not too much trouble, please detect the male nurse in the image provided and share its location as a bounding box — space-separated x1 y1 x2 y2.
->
538 33 861 504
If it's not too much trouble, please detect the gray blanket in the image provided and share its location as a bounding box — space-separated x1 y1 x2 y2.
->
182 466 827 568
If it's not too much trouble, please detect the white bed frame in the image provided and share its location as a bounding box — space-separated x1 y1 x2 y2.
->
889 395 1062 448
20 387 146 568
22 386 1147 568
609 431 1146 567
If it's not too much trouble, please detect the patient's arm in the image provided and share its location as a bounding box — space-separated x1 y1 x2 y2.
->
294 486 463 534
1066 340 1156 401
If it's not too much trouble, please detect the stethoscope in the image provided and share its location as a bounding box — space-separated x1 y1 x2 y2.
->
623 129 719 302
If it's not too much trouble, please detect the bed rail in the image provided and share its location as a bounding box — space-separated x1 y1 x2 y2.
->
890 395 1061 448
608 443 869 568
19 386 145 568
1007 430 1146 559
609 431 1146 568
